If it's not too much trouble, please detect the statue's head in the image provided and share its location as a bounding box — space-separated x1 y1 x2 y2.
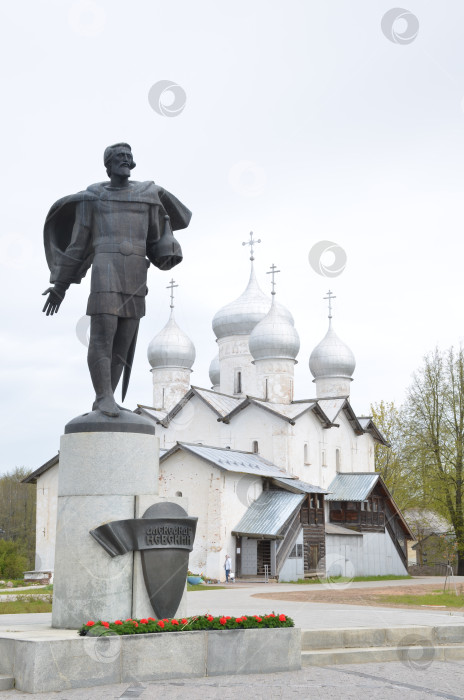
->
104 143 136 178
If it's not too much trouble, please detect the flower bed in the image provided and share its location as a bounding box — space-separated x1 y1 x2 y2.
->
79 612 294 636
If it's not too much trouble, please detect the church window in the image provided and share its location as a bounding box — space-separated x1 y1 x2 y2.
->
175 491 182 497
234 370 242 394
304 443 309 464
252 440 259 454
336 449 341 473
322 450 327 467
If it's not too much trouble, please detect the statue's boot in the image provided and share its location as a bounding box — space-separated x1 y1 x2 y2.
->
89 356 120 418
92 395 120 418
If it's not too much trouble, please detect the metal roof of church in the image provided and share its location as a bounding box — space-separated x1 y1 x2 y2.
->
325 473 380 501
272 476 327 494
232 490 305 538
161 442 289 478
316 398 346 423
248 399 319 422
192 387 245 417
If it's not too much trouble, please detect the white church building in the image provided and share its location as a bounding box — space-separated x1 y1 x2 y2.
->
25 242 412 583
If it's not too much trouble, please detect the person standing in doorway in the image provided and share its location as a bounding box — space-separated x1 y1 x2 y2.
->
224 554 231 583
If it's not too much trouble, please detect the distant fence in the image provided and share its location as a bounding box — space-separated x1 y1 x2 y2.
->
408 562 457 576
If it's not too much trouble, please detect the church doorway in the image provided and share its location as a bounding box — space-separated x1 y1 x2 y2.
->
257 539 271 576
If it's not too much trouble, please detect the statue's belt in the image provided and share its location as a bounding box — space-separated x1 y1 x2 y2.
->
94 242 147 257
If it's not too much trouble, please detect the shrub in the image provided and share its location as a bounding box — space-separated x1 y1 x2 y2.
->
0 540 28 579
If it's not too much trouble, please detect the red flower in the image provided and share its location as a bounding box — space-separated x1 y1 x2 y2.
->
171 619 179 625
219 616 227 625
86 621 95 627
181 618 188 624
101 621 109 628
207 615 214 621
133 622 139 628
279 614 286 622
140 619 148 624
148 617 155 621
242 616 247 620
235 617 242 623
114 620 123 625
158 621 165 628
255 616 262 623
226 616 231 620
125 618 132 622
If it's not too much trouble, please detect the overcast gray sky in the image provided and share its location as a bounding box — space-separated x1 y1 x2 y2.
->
1 0 464 475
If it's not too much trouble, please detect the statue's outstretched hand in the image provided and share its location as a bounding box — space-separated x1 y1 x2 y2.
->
42 286 66 316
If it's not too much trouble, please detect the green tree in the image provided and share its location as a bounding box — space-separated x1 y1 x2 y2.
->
0 467 36 571
404 347 464 575
0 540 28 579
370 400 420 511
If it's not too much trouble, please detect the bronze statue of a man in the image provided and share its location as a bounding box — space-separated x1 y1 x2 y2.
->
42 143 191 418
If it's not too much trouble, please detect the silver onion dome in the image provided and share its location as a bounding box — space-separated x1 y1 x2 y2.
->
249 297 300 362
209 353 220 386
309 324 355 379
212 265 294 339
148 310 196 370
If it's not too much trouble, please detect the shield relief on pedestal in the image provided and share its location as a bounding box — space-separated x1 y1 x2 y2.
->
90 501 197 619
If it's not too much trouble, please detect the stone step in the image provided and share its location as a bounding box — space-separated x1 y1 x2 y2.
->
0 675 14 690
302 625 464 651
302 644 464 667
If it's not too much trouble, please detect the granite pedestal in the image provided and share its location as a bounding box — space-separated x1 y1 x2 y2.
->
52 411 186 628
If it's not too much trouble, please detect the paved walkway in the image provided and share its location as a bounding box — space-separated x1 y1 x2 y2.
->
1 577 464 698
1 577 463 636
2 662 464 699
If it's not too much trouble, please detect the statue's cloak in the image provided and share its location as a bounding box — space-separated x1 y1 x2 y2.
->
44 180 191 284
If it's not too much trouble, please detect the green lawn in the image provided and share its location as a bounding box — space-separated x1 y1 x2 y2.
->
288 575 412 585
0 597 53 614
382 591 464 607
0 585 52 596
187 583 225 591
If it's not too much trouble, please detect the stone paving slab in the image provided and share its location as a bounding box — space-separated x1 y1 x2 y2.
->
2 661 464 699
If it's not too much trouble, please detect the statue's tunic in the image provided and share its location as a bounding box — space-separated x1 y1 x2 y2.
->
46 181 190 319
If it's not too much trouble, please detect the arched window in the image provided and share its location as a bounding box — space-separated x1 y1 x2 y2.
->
322 450 327 467
336 449 341 473
304 443 309 465
175 491 182 497
252 440 259 454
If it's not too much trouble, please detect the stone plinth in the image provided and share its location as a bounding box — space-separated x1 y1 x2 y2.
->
52 426 159 629
0 628 301 693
